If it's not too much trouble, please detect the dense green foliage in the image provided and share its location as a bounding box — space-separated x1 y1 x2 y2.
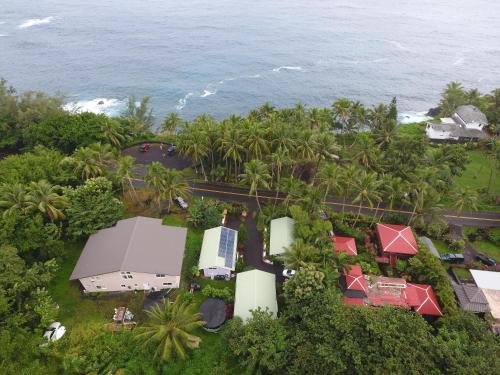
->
65 177 123 238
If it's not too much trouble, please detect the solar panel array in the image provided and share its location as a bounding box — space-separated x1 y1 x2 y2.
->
218 227 236 268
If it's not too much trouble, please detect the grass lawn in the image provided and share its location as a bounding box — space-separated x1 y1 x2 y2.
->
462 227 500 262
449 150 500 211
49 242 146 330
431 239 454 255
451 267 472 282
397 122 426 138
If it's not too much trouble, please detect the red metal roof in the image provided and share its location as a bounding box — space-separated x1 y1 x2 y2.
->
405 283 442 316
376 223 418 255
343 265 367 293
333 236 357 256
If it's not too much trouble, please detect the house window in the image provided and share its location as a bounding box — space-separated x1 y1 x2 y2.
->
163 282 172 286
121 284 126 288
96 285 106 290
156 274 165 278
127 275 133 279
122 275 128 279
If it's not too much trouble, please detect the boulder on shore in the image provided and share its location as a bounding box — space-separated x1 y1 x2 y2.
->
426 107 441 117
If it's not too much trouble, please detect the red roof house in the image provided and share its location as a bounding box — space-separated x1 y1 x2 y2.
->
341 264 442 316
405 283 442 316
333 236 357 256
341 265 368 297
376 224 419 266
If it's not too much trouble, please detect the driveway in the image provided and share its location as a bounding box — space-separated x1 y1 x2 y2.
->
122 143 192 170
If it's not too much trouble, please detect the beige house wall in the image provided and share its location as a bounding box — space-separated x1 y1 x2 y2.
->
78 271 180 292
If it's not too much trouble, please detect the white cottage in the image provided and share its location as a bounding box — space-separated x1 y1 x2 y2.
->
198 226 238 279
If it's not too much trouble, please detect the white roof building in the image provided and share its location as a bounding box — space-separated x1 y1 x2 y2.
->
269 217 295 256
234 269 278 322
198 226 237 273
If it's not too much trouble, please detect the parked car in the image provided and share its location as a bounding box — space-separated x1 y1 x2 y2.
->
440 253 465 264
214 274 228 281
41 322 66 346
282 269 296 278
175 196 188 209
139 143 151 152
166 144 176 156
476 253 496 267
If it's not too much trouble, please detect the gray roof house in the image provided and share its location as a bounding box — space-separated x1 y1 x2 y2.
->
426 105 489 142
452 283 489 314
70 216 187 292
453 105 489 128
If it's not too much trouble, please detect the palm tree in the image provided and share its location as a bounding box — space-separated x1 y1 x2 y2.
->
162 112 183 135
25 180 69 222
451 187 478 217
116 156 137 198
61 146 103 180
0 183 29 218
145 162 167 214
368 104 389 131
220 127 244 181
352 171 382 226
161 169 191 213
269 148 290 214
123 96 154 132
316 163 340 201
295 130 317 162
239 160 271 211
439 81 466 116
101 119 127 147
312 132 339 173
283 239 321 269
354 135 378 170
178 130 209 181
243 120 269 161
134 296 205 362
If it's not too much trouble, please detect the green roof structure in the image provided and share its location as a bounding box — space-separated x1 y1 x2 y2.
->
269 217 295 256
234 269 278 322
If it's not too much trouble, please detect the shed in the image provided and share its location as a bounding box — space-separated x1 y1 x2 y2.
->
333 236 357 256
234 270 277 322
269 217 295 256
419 237 440 258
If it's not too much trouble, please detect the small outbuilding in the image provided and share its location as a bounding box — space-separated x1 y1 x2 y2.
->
234 269 278 322
198 226 238 279
269 217 295 256
333 236 357 256
199 298 227 331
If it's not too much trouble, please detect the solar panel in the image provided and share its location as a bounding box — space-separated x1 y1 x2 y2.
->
219 227 236 268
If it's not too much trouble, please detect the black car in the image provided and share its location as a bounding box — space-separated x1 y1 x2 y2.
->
476 253 497 266
214 274 228 281
166 144 176 156
440 253 465 264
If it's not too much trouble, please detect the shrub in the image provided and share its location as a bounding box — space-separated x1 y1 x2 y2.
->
333 220 365 242
188 198 224 229
202 285 234 303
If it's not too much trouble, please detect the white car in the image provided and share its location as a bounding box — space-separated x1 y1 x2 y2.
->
175 197 188 209
41 322 66 346
282 269 296 278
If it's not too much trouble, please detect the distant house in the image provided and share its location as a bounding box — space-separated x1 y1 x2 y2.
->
376 223 418 266
425 105 488 142
333 236 357 256
234 269 278 322
198 226 238 279
341 265 442 316
269 217 295 256
70 217 187 292
470 270 500 334
451 283 489 314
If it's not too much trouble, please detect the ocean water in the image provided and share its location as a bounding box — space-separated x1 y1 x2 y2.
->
1 0 499 123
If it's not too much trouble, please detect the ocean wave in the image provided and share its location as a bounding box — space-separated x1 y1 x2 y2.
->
272 66 303 72
453 57 465 66
176 93 193 110
19 16 54 29
200 89 216 98
398 111 431 124
388 40 414 53
0 34 7 37
63 98 126 116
